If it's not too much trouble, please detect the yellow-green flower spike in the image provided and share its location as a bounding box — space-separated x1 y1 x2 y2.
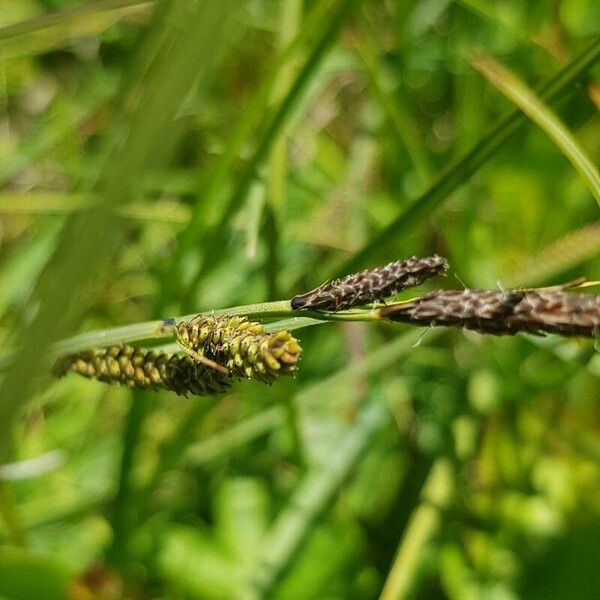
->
53 345 231 396
175 315 302 383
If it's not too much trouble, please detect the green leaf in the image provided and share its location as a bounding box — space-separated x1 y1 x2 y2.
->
472 53 600 207
0 0 151 59
241 401 389 598
337 37 600 275
215 478 270 564
0 547 73 600
158 526 242 600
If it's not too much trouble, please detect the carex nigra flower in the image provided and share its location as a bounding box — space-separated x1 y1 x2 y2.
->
53 345 231 396
175 315 302 383
380 289 600 338
291 255 448 311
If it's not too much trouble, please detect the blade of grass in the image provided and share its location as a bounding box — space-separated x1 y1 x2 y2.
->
379 458 454 600
472 53 600 206
0 220 62 320
99 0 246 568
105 389 150 565
262 0 303 303
337 36 600 276
184 407 285 466
353 17 432 184
241 400 389 599
179 0 361 310
0 0 151 59
153 0 337 311
267 0 302 214
0 482 26 546
0 192 191 224
0 80 115 187
454 0 557 59
263 204 281 301
0 494 108 541
0 0 242 470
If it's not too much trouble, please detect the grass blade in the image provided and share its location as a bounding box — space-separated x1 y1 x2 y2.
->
0 0 242 465
178 0 361 309
353 16 432 184
0 0 151 59
154 0 337 310
241 401 389 599
338 36 600 276
379 459 454 600
0 192 191 224
472 53 600 206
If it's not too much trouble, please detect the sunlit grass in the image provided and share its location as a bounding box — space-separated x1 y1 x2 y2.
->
0 1 599 599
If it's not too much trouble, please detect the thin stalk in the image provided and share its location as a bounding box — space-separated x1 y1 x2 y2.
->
48 301 381 359
43 279 600 370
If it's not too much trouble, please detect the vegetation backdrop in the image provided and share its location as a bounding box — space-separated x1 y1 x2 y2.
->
0 1 599 599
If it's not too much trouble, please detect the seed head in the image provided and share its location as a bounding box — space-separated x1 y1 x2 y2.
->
380 289 600 338
175 315 302 383
291 255 448 311
53 345 231 396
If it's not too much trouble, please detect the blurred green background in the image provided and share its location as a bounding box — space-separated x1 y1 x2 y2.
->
0 1 599 599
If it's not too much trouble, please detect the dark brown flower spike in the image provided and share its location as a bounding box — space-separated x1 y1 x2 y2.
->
291 255 449 311
380 289 600 338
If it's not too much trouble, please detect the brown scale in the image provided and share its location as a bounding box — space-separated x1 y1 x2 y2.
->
380 289 600 338
511 290 600 337
291 255 449 311
52 345 231 396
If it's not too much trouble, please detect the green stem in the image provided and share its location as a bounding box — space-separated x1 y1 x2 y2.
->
48 300 383 358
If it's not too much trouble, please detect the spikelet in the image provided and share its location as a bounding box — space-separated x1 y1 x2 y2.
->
52 345 231 396
380 289 600 338
175 315 302 383
511 290 600 337
291 255 449 311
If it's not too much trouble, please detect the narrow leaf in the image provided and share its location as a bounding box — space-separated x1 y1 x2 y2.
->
472 53 600 206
